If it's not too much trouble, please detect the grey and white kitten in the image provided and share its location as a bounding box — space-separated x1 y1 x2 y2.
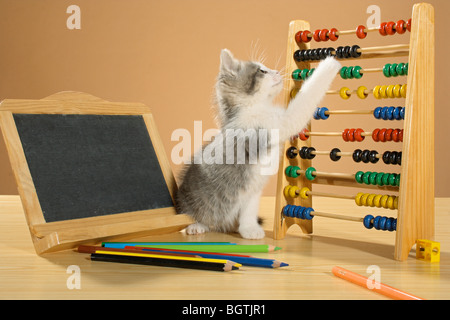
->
175 49 341 239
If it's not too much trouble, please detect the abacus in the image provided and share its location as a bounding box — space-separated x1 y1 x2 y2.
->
274 3 434 261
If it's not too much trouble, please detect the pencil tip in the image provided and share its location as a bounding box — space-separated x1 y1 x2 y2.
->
279 262 289 267
274 246 282 251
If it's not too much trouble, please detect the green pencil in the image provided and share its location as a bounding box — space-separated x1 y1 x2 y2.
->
128 244 281 253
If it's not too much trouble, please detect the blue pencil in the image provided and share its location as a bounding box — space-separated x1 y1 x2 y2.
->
140 248 289 268
102 242 236 249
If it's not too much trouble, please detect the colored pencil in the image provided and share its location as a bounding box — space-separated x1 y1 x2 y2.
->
90 253 239 272
111 244 281 253
101 242 236 249
332 266 424 300
137 247 289 268
77 245 200 258
123 246 253 257
94 250 242 267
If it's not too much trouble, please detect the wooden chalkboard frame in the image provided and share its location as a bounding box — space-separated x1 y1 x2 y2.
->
0 91 192 254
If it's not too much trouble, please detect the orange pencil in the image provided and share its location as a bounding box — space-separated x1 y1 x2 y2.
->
332 266 424 300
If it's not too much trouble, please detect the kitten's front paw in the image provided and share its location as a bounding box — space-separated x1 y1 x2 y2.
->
318 56 342 74
239 224 265 240
186 222 209 235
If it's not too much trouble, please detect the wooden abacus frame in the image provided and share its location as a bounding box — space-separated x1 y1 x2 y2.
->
274 3 434 261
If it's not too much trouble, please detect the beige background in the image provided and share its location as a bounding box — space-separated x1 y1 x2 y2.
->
0 0 448 196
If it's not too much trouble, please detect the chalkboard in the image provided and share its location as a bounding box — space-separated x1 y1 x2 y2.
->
13 114 174 223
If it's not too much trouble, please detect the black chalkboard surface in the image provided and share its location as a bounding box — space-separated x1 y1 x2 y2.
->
14 114 174 223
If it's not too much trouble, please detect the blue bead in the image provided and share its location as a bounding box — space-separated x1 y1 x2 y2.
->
373 216 381 230
379 216 387 230
297 206 306 219
374 107 382 119
288 205 296 217
381 107 388 120
319 107 329 120
314 108 321 120
283 205 290 216
387 107 395 120
400 107 405 119
393 107 401 120
392 219 397 231
363 215 374 229
294 205 302 218
386 217 394 232
304 207 314 220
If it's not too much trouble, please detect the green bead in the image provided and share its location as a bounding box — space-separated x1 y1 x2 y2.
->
382 173 390 186
352 66 363 79
363 171 372 185
383 64 392 77
305 167 316 181
308 68 315 77
404 63 408 75
345 66 354 79
300 69 309 80
292 69 301 80
388 173 397 186
285 166 293 177
390 63 398 77
355 171 364 183
340 67 348 79
290 166 301 178
376 172 385 186
396 63 405 76
395 174 401 186
369 172 378 185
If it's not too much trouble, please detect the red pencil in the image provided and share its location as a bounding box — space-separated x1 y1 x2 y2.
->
124 246 252 257
77 245 201 258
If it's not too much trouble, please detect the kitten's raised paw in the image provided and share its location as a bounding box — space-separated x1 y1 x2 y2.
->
185 222 209 235
239 224 265 240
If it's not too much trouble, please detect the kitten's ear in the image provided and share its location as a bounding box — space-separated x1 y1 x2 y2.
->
220 49 238 73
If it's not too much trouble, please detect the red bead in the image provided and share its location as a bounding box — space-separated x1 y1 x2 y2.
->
313 29 321 42
386 21 396 35
299 128 309 141
301 30 312 43
295 31 302 44
385 129 393 141
342 129 350 142
378 128 387 142
392 129 400 142
372 129 380 142
348 129 356 142
356 25 367 39
406 19 412 32
354 128 365 142
319 29 329 41
399 129 404 142
379 22 387 36
329 28 339 41
396 20 406 34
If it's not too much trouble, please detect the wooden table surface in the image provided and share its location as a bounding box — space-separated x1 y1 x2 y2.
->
0 195 449 300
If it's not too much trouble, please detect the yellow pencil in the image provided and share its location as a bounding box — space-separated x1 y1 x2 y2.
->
95 250 242 267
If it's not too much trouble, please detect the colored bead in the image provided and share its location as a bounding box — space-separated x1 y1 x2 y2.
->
301 30 312 43
291 166 301 178
400 107 405 119
386 106 395 120
373 85 382 99
396 20 406 34
347 128 356 142
382 173 390 186
406 19 412 32
355 193 364 206
352 149 362 162
379 22 387 36
374 107 382 119
354 128 365 141
362 171 371 184
388 173 396 186
369 151 379 163
284 185 291 198
299 187 310 199
313 108 321 120
356 86 368 99
400 84 407 98
299 147 308 159
356 25 367 39
285 166 292 177
305 167 316 181
383 64 391 77
404 63 408 75
350 45 361 58
303 207 314 220
386 21 396 35
369 172 378 185
290 88 299 98
345 66 354 79
376 173 384 186
360 149 370 163
299 128 309 141
396 63 405 76
340 67 348 79
292 69 301 80
319 29 329 41
380 85 388 99
295 31 302 44
339 87 351 99
289 186 299 198
380 195 389 208
352 66 363 79
329 28 339 41
286 146 298 159
364 215 374 229
386 85 396 98
395 174 401 186
390 63 398 77
355 171 364 183
374 194 383 207
372 128 380 142
305 147 316 159
308 68 315 77
319 107 329 119
330 148 341 161
313 30 321 42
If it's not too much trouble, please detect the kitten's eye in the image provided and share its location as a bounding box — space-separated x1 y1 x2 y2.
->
259 69 268 74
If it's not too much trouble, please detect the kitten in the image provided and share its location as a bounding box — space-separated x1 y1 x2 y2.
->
175 49 341 239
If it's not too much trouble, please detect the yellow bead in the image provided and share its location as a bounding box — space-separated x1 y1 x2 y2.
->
394 196 399 209
284 185 292 198
386 85 395 98
386 196 395 209
373 85 382 99
355 192 364 206
367 194 376 207
400 84 407 98
356 86 368 99
339 87 351 99
299 187 310 199
373 194 382 207
393 84 401 97
380 85 388 98
361 193 370 206
290 88 299 99
380 195 389 208
289 186 300 198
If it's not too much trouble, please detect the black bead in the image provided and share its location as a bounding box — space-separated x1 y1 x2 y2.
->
361 149 370 163
389 151 398 164
397 152 402 165
306 147 316 159
336 46 344 59
329 148 341 161
369 150 379 163
350 45 361 58
293 50 302 62
343 46 351 58
382 151 391 164
353 149 362 162
286 146 298 159
327 47 335 57
299 146 308 159
305 49 313 61
318 48 327 59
